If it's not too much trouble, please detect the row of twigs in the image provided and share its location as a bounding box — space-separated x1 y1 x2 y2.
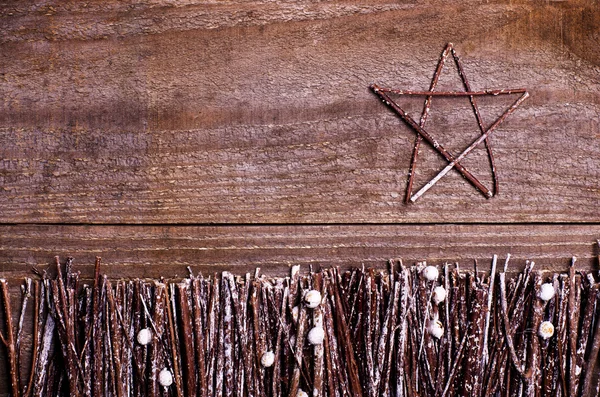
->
0 256 598 396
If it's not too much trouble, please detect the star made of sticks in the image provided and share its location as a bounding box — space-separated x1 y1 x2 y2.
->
371 43 529 203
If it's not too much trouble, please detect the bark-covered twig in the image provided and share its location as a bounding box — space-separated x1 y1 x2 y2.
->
581 279 600 397
499 270 525 376
0 279 20 397
312 272 325 397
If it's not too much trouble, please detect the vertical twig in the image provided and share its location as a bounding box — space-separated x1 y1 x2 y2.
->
482 254 498 366
312 273 325 397
177 280 198 396
568 257 581 397
581 280 600 397
288 292 307 397
24 280 40 397
0 279 20 397
191 276 208 397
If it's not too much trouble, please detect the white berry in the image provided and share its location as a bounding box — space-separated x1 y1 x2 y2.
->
428 320 444 339
432 286 447 304
297 390 308 397
423 266 439 281
136 328 152 345
307 326 325 345
158 368 173 387
304 290 322 308
538 321 554 339
291 306 299 323
538 283 555 301
261 351 275 367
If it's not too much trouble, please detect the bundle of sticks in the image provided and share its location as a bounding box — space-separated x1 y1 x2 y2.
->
0 255 598 397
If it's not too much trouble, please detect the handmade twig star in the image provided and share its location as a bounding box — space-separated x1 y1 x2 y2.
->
371 43 529 203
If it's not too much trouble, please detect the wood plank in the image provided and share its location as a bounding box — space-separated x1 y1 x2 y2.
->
0 224 598 280
1 1 599 223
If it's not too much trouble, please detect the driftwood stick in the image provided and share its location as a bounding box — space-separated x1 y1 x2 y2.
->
556 274 569 397
89 257 104 396
228 273 253 397
331 269 364 397
463 274 487 396
541 275 559 396
440 332 468 397
177 281 197 396
206 275 220 397
482 255 498 366
80 286 93 396
54 257 83 396
272 286 288 397
323 284 346 397
16 277 32 367
106 280 125 397
567 257 581 397
364 270 375 396
165 283 185 397
251 280 265 396
220 275 235 397
215 279 226 396
499 271 525 376
375 87 528 96
148 283 166 396
524 272 544 396
288 293 307 397
191 277 208 397
379 280 400 396
403 42 451 203
31 283 55 396
0 279 20 397
581 280 600 397
24 280 40 397
312 273 325 397
451 46 500 195
103 288 116 397
396 264 410 397
443 262 452 377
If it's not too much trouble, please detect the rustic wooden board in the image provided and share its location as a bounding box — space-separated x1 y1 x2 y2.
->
0 224 598 280
1 1 599 223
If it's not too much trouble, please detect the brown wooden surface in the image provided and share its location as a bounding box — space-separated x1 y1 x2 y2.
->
1 0 600 224
0 224 598 280
1 2 600 395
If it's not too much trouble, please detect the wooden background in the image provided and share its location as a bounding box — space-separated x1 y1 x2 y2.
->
1 0 600 279
0 0 600 394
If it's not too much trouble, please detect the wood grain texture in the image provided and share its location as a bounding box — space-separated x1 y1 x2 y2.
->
1 1 599 223
0 224 598 280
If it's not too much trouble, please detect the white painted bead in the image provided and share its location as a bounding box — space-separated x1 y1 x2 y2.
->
423 266 439 281
292 306 299 323
158 368 173 387
538 321 555 339
304 290 322 308
297 389 309 397
432 286 447 304
261 351 275 367
136 328 152 346
538 283 555 301
307 326 325 345
428 320 444 339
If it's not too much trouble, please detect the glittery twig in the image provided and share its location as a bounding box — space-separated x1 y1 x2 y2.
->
409 91 529 202
371 84 493 199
